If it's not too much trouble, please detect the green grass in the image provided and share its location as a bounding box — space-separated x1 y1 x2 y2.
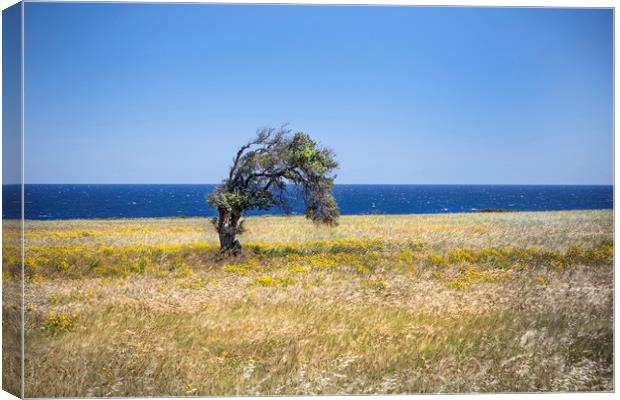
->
1 210 614 396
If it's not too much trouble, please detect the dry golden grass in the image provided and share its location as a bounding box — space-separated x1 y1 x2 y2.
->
2 210 614 396
20 209 611 250
2 219 21 397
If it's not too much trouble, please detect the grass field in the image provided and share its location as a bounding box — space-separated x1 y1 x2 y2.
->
2 210 614 396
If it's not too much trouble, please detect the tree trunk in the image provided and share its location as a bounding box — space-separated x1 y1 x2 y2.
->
216 208 242 255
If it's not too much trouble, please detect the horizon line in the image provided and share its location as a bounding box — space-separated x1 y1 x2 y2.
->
4 182 614 186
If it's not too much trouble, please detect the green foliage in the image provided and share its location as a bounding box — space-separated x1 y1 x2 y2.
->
208 188 274 214
43 313 78 336
207 127 340 249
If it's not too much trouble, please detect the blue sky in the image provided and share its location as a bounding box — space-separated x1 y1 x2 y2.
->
2 2 21 184
21 4 613 184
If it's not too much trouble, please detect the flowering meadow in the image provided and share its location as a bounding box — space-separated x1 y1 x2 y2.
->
2 210 613 396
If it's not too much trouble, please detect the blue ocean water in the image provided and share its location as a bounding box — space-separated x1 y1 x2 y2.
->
1 184 613 220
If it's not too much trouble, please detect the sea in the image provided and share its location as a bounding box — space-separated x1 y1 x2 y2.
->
1 184 613 220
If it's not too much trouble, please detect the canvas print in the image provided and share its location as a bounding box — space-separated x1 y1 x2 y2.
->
2 2 614 397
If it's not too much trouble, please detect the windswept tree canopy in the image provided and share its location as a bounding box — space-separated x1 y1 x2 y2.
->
208 126 340 226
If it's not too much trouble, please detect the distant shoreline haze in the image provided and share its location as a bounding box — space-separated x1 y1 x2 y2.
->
2 184 613 220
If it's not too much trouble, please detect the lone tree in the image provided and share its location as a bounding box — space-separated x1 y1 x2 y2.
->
207 126 339 254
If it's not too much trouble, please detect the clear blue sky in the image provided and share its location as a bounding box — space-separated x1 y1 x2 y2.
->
2 3 21 185
22 4 613 184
